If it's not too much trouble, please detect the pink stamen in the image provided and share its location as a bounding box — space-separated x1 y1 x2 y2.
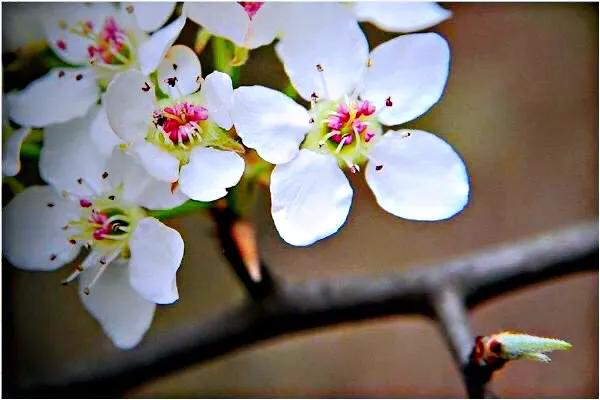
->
238 2 263 19
80 199 92 208
155 102 209 144
56 39 67 51
87 17 126 64
324 99 376 148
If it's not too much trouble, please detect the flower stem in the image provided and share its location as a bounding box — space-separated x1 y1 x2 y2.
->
148 200 212 221
3 176 25 194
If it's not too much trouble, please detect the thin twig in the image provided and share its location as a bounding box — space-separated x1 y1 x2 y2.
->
13 220 598 397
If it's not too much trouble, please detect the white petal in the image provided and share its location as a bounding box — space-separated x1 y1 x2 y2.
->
44 3 116 65
275 3 369 101
270 149 352 246
107 148 188 209
353 2 451 33
179 147 244 202
200 71 234 130
79 260 156 349
231 86 310 164
365 130 469 220
184 2 249 47
89 104 125 157
138 15 186 75
7 68 99 127
2 127 31 177
104 70 156 144
2 186 81 271
128 2 176 32
134 142 180 183
128 217 184 304
40 107 110 196
361 33 450 126
244 3 284 49
157 45 202 98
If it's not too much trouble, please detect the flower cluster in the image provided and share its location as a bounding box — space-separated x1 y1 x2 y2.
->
2 2 468 348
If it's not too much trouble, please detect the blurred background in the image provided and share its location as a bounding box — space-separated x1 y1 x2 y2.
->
2 2 598 398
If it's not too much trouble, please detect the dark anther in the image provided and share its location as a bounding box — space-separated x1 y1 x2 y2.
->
75 74 83 81
77 178 83 184
69 239 77 245
47 203 55 208
196 75 201 82
142 82 151 92
172 63 178 70
316 64 324 72
385 96 393 107
102 171 109 179
99 258 106 265
126 5 134 13
165 76 178 87
49 254 57 261
108 195 115 200
309 117 315 124
156 115 166 126
375 165 383 171
62 225 69 230
489 340 503 355
58 70 65 78
83 288 90 295
310 92 319 101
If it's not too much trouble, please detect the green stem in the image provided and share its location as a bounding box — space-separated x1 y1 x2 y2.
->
20 143 41 158
212 37 240 86
148 200 212 221
3 177 25 194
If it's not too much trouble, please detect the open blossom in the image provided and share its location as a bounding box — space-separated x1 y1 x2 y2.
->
104 45 245 202
232 28 469 246
183 2 450 52
3 103 188 348
6 2 183 129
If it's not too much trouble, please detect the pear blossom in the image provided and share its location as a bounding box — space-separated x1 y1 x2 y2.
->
182 2 450 53
104 45 245 202
6 2 184 128
2 108 187 348
232 31 469 246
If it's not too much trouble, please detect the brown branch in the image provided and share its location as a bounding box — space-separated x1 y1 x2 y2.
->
14 220 598 397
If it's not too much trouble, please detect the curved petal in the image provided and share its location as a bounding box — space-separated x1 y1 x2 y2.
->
353 2 451 33
157 45 202 98
134 142 180 183
104 70 155 144
44 3 116 65
40 107 110 196
361 33 450 126
138 15 186 75
365 130 469 220
244 3 284 49
184 2 249 47
275 3 369 101
231 86 310 164
2 186 81 271
179 147 244 202
128 217 184 304
127 2 176 32
200 71 233 130
107 148 188 209
89 104 125 157
7 68 99 128
79 260 156 349
270 149 352 246
2 127 31 177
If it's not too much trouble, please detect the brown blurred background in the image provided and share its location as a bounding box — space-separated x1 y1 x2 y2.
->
3 2 598 398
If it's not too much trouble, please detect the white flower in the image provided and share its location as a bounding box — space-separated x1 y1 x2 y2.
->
231 31 469 246
104 45 245 202
2 149 185 348
183 2 450 51
6 2 183 128
184 2 282 49
2 93 32 177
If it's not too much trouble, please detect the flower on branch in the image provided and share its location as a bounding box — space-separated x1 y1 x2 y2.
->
104 45 245 203
231 21 469 246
